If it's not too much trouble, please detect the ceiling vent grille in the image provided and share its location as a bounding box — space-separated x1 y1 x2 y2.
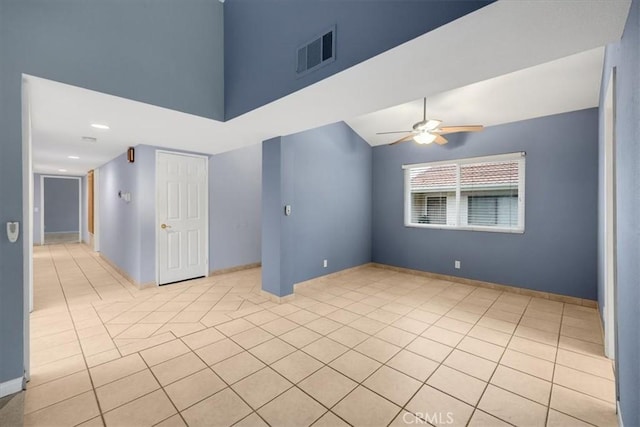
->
296 26 335 77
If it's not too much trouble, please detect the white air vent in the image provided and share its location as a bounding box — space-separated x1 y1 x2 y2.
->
296 26 336 77
81 136 97 143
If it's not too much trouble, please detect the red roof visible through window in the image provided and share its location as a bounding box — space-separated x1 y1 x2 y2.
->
411 161 518 190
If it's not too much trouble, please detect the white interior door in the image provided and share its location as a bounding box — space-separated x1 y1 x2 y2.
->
156 151 208 285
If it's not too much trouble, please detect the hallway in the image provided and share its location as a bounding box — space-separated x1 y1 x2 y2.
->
26 245 617 426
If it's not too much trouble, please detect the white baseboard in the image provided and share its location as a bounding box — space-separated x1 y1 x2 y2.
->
0 377 23 398
260 289 295 304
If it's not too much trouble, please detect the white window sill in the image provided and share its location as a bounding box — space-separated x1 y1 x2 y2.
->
405 223 525 234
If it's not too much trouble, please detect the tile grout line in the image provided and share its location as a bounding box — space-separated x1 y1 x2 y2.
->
219 277 603 425
246 276 606 424
544 302 564 427
29 247 613 427
363 282 540 408
39 245 108 427
62 244 107 303
255 279 496 425
86 246 141 298
137 355 189 427
105 276 232 346
250 276 587 424
379 283 518 426
167 299 411 424
463 289 532 426
176 336 277 427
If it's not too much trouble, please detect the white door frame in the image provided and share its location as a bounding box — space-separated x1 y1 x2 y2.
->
155 150 209 285
40 175 82 245
603 68 617 360
22 76 32 382
92 168 100 252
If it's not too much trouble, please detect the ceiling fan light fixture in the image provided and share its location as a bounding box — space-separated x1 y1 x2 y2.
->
414 132 437 145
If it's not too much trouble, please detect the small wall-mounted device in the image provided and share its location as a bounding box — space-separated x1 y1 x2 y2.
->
118 191 132 203
284 205 292 216
127 147 135 163
7 221 19 243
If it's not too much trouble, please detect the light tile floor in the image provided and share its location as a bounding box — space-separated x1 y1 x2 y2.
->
26 244 617 427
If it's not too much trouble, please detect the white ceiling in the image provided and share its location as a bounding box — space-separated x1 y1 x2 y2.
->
345 47 605 146
28 0 631 175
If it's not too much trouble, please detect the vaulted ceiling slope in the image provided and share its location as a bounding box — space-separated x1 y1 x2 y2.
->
346 47 605 146
30 0 631 175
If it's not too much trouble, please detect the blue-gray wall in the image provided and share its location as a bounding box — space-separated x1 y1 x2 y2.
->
98 146 162 284
372 109 599 300
210 144 262 271
262 137 286 297
262 122 372 297
99 152 142 282
98 144 262 284
98 146 174 284
224 0 492 119
0 0 224 385
43 177 80 233
598 1 640 424
136 145 159 283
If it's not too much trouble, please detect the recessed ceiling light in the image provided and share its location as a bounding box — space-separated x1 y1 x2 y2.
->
68 156 80 159
91 123 110 130
58 169 67 172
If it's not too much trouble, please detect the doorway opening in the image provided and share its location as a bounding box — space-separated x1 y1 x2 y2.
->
39 175 82 245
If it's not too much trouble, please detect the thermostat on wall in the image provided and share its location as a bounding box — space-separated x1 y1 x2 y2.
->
7 222 19 243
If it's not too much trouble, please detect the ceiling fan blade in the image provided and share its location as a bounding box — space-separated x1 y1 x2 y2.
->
389 134 415 145
434 134 448 145
436 125 484 135
376 130 413 135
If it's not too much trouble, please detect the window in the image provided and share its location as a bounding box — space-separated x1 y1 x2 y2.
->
412 195 447 224
404 152 525 233
468 195 518 226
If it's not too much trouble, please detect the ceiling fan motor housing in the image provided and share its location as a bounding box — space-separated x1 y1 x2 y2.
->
413 119 441 132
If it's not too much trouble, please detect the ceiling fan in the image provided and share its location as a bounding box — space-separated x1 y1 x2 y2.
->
377 97 484 145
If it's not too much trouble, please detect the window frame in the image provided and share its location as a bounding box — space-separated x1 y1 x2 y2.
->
403 152 526 234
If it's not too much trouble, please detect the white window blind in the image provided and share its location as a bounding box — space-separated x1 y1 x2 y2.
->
404 152 525 233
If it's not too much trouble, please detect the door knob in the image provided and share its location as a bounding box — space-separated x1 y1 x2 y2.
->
161 223 171 229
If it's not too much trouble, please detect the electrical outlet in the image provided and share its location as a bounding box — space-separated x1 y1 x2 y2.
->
323 259 328 268
454 260 461 269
